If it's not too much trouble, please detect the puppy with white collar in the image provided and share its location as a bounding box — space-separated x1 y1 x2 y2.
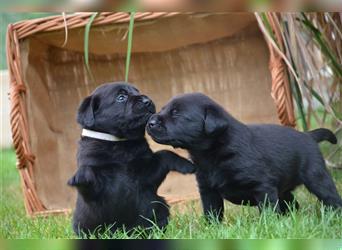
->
68 82 195 236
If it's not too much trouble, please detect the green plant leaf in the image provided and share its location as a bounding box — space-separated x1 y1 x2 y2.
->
260 13 277 43
291 77 308 131
125 12 135 82
84 12 98 77
302 81 339 119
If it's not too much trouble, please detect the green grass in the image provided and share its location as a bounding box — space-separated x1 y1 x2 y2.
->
0 149 73 239
1 148 342 239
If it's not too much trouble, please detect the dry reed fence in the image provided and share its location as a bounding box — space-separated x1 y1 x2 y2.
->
256 13 342 167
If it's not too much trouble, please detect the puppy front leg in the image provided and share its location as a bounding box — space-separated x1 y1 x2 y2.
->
146 150 195 189
67 166 101 199
68 166 95 187
154 150 196 174
199 185 224 222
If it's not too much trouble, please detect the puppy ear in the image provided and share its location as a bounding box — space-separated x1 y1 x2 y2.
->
76 95 98 127
204 106 228 136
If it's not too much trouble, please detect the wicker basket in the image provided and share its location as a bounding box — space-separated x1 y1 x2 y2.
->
6 12 295 216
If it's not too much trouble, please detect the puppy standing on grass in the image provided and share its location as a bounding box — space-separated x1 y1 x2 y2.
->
147 93 342 221
68 82 195 235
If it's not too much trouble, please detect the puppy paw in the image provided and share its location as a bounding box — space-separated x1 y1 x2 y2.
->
176 162 197 174
186 164 197 174
155 150 197 174
67 167 95 187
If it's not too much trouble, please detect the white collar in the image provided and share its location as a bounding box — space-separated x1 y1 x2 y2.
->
81 129 127 142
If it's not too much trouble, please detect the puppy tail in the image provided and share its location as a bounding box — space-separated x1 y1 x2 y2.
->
307 128 337 144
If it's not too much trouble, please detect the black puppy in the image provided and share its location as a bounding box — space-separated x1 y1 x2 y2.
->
147 93 342 221
68 82 195 235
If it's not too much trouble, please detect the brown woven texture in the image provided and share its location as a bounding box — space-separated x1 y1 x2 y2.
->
6 12 294 216
265 13 296 127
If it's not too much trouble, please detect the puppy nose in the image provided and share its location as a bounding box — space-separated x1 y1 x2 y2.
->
141 95 151 106
148 117 159 128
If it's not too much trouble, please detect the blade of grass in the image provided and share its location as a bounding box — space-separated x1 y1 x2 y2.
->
287 54 308 131
84 12 98 78
279 13 308 129
125 12 135 82
290 74 308 131
260 13 277 43
281 17 307 130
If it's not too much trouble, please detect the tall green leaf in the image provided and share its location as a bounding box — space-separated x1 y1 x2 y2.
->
84 12 98 78
291 77 308 131
281 24 308 131
260 13 277 44
302 80 339 118
125 12 135 82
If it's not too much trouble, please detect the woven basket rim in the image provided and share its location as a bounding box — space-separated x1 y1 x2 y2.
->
11 12 174 26
9 12 184 40
9 12 260 41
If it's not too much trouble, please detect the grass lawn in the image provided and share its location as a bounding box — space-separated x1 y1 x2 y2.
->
1 148 342 239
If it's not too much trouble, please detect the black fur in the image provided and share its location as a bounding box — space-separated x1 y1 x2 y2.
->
147 93 342 221
68 82 195 235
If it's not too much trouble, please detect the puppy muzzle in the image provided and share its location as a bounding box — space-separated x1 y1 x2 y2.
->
147 115 162 129
134 95 156 114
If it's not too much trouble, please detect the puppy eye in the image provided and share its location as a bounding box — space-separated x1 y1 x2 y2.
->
116 94 127 103
171 109 178 116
